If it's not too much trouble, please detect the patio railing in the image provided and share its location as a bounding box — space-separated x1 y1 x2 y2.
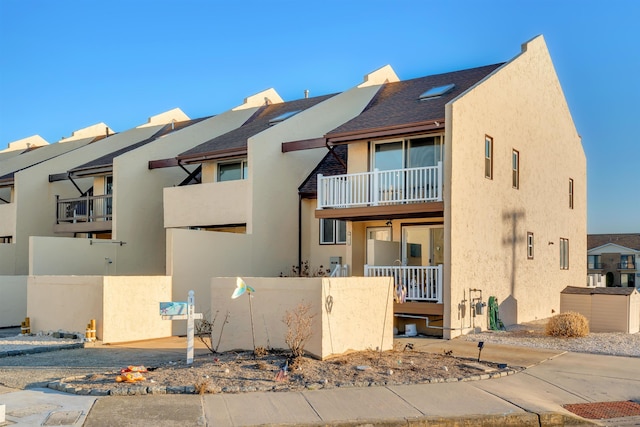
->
317 163 442 209
56 194 112 223
364 264 443 303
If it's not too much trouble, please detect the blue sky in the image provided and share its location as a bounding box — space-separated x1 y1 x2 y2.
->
0 0 638 233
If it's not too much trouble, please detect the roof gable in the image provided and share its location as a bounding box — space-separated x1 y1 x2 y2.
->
588 234 640 252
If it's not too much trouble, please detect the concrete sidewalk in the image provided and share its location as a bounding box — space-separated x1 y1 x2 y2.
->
2 339 640 426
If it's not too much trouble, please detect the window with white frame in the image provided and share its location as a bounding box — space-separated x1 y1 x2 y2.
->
527 232 534 259
569 178 574 209
320 219 347 245
485 136 493 179
512 149 519 189
560 238 569 270
217 160 248 182
372 135 443 171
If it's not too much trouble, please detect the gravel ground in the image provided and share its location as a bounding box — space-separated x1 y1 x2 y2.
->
462 321 640 357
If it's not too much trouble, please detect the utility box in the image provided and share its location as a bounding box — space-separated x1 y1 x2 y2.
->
560 286 640 333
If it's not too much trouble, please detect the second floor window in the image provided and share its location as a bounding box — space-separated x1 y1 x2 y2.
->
569 178 574 209
512 149 519 189
218 160 248 182
485 136 493 179
620 255 636 269
587 254 601 269
372 135 443 171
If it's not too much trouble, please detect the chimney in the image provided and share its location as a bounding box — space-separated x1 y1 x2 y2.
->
304 89 309 99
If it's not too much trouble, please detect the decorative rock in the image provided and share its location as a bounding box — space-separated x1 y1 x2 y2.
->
166 386 186 394
89 389 110 396
184 386 196 394
147 386 167 394
356 365 370 371
387 369 394 375
443 366 448 371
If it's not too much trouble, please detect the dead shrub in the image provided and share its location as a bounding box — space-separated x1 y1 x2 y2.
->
195 311 229 354
254 346 268 358
194 378 211 395
545 312 589 337
283 302 314 359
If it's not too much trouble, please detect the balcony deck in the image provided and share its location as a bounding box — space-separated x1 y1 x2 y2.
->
316 164 443 220
54 194 112 233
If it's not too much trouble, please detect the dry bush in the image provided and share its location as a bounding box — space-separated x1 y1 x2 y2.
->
283 302 314 359
545 312 589 337
254 346 268 358
194 378 211 395
195 311 229 354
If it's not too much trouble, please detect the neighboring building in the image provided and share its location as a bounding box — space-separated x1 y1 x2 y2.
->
26 100 269 277
587 233 640 288
297 35 585 338
157 67 398 317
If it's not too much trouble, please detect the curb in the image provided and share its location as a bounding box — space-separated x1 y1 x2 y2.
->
47 368 520 396
0 342 84 358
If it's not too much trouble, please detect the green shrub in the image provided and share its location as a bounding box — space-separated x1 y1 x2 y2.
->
545 312 589 337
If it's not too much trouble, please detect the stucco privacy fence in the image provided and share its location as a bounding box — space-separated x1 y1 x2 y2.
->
560 286 640 334
210 277 395 360
27 276 173 342
0 276 27 327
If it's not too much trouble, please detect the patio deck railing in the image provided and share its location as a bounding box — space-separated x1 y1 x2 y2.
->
317 163 442 209
55 194 112 223
364 264 443 303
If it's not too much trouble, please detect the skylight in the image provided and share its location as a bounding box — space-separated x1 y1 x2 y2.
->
268 110 301 125
419 83 456 100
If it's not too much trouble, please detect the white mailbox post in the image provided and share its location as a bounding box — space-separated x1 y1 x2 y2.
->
160 290 203 364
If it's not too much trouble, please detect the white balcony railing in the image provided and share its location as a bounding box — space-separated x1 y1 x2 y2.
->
317 163 442 209
365 264 443 303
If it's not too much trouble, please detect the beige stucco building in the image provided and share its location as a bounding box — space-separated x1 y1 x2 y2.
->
1 36 586 343
299 35 585 338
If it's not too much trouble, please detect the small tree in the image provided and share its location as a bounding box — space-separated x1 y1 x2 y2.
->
283 302 314 359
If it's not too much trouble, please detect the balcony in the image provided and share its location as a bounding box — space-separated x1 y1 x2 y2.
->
54 194 112 233
163 180 249 228
617 261 637 271
316 164 443 221
365 264 443 303
587 262 604 270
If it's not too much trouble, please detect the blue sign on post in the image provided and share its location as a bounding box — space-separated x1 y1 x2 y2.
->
160 302 187 317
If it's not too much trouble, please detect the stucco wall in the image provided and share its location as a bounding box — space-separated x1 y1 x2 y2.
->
8 125 165 276
30 236 121 275
444 36 586 338
164 180 249 228
101 276 173 342
300 199 348 275
0 276 27 327
27 275 172 342
248 84 385 278
0 245 16 274
166 228 253 334
27 276 105 336
209 276 394 359
0 203 16 237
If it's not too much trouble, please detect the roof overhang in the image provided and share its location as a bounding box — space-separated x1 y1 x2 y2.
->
326 119 445 144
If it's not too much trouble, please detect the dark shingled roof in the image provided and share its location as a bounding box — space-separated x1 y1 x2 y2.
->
177 94 335 161
298 144 347 198
561 286 638 296
326 63 503 140
69 118 207 175
588 234 640 251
